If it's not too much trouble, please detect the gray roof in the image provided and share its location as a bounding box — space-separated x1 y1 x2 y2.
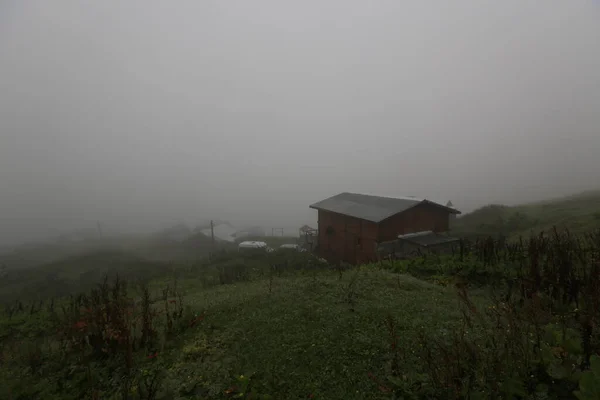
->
309 192 459 223
397 231 460 247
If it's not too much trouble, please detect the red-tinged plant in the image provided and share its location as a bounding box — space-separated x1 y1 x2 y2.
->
367 372 391 393
74 320 87 331
189 313 205 328
52 275 191 397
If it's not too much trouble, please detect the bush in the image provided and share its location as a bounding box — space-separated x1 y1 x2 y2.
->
0 275 199 399
379 229 600 399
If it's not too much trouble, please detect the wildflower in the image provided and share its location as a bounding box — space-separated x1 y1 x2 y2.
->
147 352 158 359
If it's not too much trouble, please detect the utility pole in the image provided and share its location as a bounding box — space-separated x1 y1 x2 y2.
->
207 220 216 260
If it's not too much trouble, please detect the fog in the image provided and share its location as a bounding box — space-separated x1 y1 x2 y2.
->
1 0 599 245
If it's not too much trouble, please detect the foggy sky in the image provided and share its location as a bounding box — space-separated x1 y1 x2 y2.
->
1 1 599 245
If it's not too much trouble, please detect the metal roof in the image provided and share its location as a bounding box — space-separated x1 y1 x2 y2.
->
309 192 459 223
397 231 460 247
358 193 459 213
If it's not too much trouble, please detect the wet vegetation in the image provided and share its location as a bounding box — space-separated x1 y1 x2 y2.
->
1 227 599 399
375 229 600 399
452 190 600 239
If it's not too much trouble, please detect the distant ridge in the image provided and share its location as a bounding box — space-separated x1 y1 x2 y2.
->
452 189 600 238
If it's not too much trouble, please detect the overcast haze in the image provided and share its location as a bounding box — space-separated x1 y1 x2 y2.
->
1 1 599 245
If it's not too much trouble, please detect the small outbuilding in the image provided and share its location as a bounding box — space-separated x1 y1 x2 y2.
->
377 231 460 260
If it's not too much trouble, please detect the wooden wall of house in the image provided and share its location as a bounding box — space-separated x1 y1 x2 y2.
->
316 203 452 265
317 210 378 264
377 203 451 241
377 240 458 260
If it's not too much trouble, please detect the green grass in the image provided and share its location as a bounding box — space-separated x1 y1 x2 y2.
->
0 232 235 303
174 269 465 398
3 191 600 398
452 189 600 238
0 263 472 399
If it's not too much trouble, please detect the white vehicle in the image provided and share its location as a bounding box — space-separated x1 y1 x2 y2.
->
279 244 306 252
238 241 271 253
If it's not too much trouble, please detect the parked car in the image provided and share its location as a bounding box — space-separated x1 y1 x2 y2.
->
238 241 274 253
278 244 306 252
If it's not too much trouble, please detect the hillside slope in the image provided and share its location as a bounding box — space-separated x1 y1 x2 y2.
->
0 250 171 302
0 231 231 272
1 268 469 399
452 190 600 238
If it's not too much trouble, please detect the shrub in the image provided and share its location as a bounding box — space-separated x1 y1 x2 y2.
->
381 229 600 399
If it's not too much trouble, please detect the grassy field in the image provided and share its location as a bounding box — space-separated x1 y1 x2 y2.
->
0 257 473 399
1 229 599 399
1 196 600 399
163 269 467 399
451 190 600 238
0 231 231 271
0 250 173 303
